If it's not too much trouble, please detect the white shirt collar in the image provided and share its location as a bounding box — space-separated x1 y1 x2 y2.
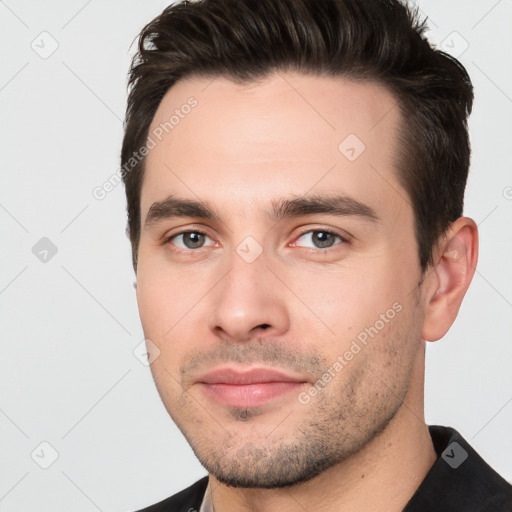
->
199 480 213 512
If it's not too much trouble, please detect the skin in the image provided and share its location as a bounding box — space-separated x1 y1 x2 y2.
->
135 72 478 511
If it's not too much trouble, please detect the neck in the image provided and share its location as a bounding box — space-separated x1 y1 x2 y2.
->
209 349 437 512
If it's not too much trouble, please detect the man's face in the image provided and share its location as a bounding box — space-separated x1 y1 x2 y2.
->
136 72 427 487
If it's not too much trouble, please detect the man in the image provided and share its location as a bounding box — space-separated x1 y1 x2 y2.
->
121 0 512 510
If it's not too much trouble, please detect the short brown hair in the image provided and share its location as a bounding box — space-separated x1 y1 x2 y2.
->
121 0 474 271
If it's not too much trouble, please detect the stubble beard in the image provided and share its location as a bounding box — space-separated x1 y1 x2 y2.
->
181 351 415 489
164 300 422 489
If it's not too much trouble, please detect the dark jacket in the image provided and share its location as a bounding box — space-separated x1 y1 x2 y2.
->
134 425 512 512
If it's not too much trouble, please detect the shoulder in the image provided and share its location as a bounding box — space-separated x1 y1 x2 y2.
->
132 476 209 512
404 425 512 512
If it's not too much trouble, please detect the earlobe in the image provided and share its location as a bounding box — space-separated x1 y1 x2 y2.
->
422 217 479 342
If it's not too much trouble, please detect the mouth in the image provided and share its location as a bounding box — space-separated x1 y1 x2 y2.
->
195 366 309 408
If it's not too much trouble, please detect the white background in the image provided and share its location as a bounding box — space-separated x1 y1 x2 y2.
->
0 0 511 510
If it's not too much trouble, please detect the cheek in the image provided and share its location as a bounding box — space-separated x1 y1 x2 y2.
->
136 272 191 400
136 257 205 335
136 260 219 378
136 273 170 338
288 264 392 325
285 258 414 357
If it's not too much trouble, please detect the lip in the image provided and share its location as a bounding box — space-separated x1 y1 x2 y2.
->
197 367 306 385
195 366 308 408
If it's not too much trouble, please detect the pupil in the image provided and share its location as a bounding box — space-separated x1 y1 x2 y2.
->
185 232 204 248
314 231 334 248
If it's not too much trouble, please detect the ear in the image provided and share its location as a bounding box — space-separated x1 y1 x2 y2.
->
422 217 478 342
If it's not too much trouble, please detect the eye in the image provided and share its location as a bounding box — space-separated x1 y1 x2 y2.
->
293 229 346 250
168 230 215 250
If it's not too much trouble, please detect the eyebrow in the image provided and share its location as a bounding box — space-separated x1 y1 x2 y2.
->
143 193 379 228
144 196 218 228
269 194 378 223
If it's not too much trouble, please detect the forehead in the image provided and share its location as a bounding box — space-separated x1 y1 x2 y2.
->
141 72 408 222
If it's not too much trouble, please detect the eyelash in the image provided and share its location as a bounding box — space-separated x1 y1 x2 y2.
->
165 229 213 252
165 228 349 254
292 229 348 252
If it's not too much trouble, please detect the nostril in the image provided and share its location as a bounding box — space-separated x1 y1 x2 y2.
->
258 323 271 330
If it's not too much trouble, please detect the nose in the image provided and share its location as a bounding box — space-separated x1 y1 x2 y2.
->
207 252 290 343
